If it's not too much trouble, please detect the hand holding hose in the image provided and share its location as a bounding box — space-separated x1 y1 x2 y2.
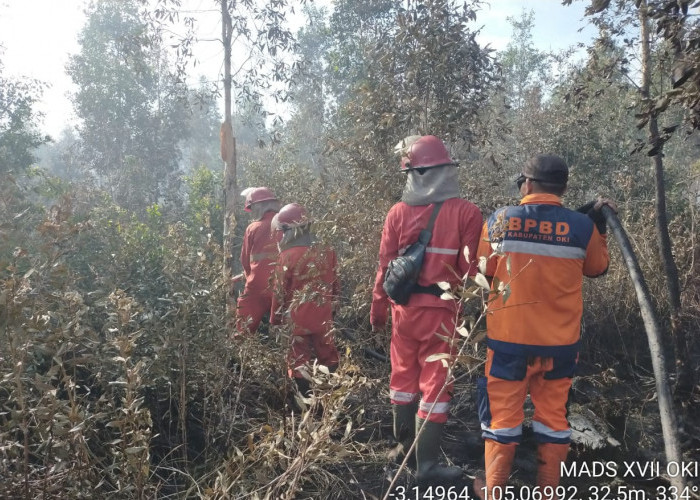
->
577 197 617 234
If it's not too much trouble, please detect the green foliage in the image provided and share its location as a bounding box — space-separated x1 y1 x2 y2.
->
184 164 224 245
0 59 49 172
325 0 497 173
0 170 222 496
499 10 552 110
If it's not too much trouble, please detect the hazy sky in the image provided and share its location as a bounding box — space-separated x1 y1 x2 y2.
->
0 0 594 138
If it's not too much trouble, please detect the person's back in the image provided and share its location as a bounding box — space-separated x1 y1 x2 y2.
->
236 187 281 336
370 135 482 486
474 154 612 500
481 194 608 355
241 211 279 295
273 243 338 335
371 197 481 319
270 203 340 394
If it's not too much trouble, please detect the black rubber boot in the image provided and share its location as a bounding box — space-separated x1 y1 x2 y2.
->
415 417 463 486
294 377 311 398
392 402 418 468
287 377 312 413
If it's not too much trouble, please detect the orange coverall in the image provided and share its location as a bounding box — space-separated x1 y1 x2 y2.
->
236 211 281 335
476 193 609 444
270 244 340 378
371 198 482 423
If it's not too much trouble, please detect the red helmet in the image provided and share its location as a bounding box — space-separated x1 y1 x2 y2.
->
399 135 456 172
243 187 277 212
271 203 309 230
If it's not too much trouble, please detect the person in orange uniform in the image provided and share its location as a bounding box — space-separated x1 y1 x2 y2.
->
370 135 482 485
270 203 340 397
235 187 281 336
474 155 613 500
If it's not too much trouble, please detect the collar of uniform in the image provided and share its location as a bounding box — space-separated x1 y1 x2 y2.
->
520 193 562 206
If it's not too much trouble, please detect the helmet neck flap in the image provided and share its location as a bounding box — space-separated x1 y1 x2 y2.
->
249 199 281 221
278 224 313 251
401 164 460 206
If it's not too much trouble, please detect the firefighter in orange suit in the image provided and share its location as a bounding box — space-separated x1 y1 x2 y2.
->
270 203 340 397
370 135 482 485
474 155 613 500
235 187 282 336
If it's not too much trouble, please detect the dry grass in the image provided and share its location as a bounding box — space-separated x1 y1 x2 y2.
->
1 163 698 498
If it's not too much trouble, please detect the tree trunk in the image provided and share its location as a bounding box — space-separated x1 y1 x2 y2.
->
221 0 237 321
638 1 690 393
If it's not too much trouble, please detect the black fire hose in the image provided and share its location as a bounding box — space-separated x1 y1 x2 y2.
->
601 205 685 491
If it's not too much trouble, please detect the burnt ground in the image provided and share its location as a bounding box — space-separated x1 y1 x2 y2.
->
322 352 700 500
164 327 699 499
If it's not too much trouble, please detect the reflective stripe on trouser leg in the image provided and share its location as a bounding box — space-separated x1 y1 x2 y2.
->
390 305 457 423
390 389 419 404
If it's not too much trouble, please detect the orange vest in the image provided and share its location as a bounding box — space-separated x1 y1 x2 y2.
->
477 194 609 357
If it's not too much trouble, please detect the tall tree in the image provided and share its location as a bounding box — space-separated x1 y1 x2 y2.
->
486 11 557 170
568 0 691 394
327 0 497 172
132 0 301 328
37 127 81 181
0 55 48 172
638 2 682 329
282 4 330 173
326 0 397 114
68 0 189 211
216 0 299 318
499 10 551 110
220 0 237 317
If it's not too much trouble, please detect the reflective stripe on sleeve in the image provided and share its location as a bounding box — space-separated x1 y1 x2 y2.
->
251 252 277 262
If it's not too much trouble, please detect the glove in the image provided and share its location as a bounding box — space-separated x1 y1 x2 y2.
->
576 200 606 235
